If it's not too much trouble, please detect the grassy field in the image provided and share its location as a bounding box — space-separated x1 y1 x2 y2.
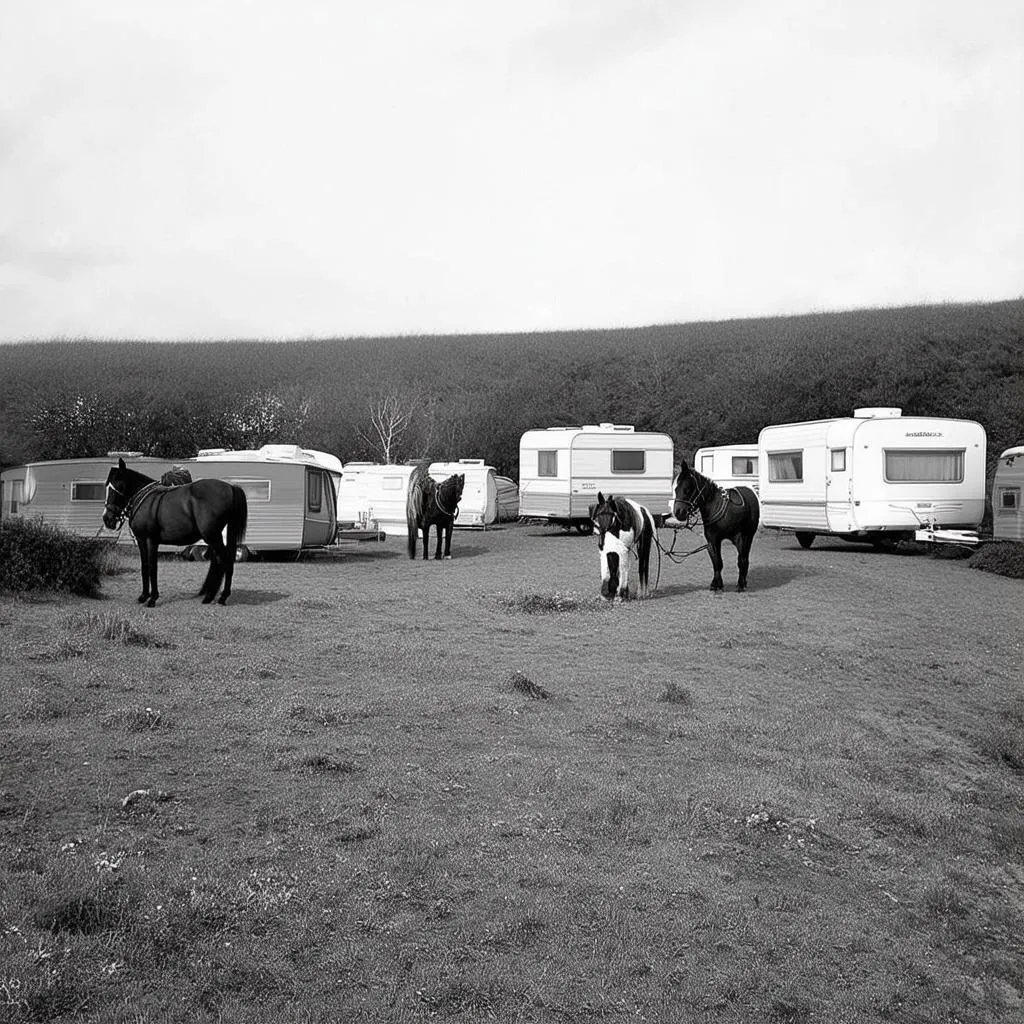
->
1 524 1022 1023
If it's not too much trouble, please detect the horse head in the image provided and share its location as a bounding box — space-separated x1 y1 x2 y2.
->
102 458 132 529
592 492 636 600
672 461 706 524
435 472 464 517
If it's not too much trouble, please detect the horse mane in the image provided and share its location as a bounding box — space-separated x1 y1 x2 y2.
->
679 462 723 503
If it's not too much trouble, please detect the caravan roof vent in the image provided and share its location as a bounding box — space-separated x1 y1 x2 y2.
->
259 444 304 460
196 448 229 458
854 408 902 419
106 451 143 458
457 459 485 465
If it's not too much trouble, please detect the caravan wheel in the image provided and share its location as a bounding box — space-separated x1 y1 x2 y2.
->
574 521 594 536
794 532 815 549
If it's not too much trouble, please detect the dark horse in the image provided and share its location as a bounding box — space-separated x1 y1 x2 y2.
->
590 492 656 600
671 460 759 592
406 465 465 560
102 458 248 607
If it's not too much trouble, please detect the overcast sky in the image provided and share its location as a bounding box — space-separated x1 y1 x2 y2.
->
1 0 1021 342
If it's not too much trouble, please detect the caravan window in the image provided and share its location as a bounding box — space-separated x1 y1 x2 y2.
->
307 471 323 513
229 479 271 501
700 454 714 474
6 480 24 515
830 449 847 472
998 487 1019 512
71 482 105 501
884 450 964 483
612 450 645 473
731 456 757 476
538 451 558 477
381 476 405 490
768 451 803 482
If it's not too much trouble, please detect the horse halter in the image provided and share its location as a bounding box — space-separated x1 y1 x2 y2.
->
433 478 462 518
593 503 628 548
103 481 130 527
104 479 158 529
674 473 714 527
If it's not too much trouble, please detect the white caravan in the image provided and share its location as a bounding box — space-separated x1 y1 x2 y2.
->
993 446 1024 542
757 408 987 547
1 454 178 540
188 444 342 553
428 459 498 527
336 462 418 538
518 424 675 533
692 444 759 493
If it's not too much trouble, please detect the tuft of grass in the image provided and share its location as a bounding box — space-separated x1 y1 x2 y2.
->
660 681 694 706
507 670 551 699
61 609 170 648
968 540 1024 578
498 590 593 614
295 753 358 774
102 705 166 732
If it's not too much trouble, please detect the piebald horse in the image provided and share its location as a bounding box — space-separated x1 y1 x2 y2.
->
590 492 656 600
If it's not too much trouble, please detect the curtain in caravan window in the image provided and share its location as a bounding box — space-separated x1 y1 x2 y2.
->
71 482 105 501
538 451 558 477
884 450 964 483
731 456 756 475
230 480 271 501
768 451 802 481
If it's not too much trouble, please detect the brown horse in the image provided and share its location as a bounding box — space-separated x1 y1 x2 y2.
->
406 465 465 560
671 460 759 592
102 458 248 607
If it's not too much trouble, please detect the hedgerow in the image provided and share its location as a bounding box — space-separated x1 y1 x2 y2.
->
0 518 109 596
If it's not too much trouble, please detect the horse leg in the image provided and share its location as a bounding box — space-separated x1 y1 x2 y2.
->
707 536 725 591
443 520 453 559
423 523 432 561
136 542 150 604
219 539 237 605
735 531 753 592
202 536 228 603
145 539 160 608
434 521 444 560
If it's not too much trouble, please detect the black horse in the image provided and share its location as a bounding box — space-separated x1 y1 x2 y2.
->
590 492 656 600
103 458 248 607
671 460 759 592
406 465 465 560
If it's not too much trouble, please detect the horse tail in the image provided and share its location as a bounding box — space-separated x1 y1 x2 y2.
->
229 485 248 547
406 466 422 559
637 505 654 591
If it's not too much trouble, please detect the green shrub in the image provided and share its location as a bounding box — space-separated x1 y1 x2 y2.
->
0 518 109 597
968 541 1024 580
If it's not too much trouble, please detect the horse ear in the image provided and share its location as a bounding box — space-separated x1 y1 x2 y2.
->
597 491 605 504
679 460 691 477
118 457 127 470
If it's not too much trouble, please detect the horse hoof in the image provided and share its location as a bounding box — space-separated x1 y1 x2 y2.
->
146 599 157 608
201 595 214 604
217 597 227 606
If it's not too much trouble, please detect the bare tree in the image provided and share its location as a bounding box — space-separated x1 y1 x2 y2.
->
360 389 418 463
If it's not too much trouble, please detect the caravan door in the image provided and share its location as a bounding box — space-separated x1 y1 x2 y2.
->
825 446 854 532
302 468 337 547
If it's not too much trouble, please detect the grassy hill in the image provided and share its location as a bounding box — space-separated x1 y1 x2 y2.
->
1 299 1021 478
